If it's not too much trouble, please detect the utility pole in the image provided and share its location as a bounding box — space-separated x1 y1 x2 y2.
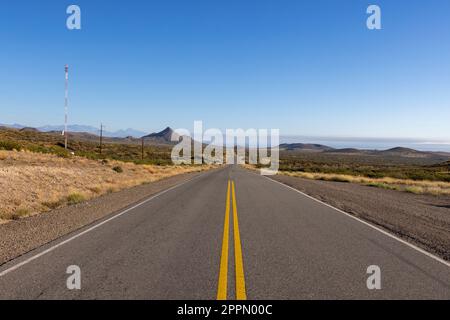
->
99 124 103 154
141 136 144 160
64 64 69 149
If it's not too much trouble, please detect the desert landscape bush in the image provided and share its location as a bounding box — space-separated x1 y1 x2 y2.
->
0 150 212 222
278 153 450 182
0 128 174 165
244 164 450 196
279 171 450 195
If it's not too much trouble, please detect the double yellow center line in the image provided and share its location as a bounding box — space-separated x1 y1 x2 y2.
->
217 180 247 300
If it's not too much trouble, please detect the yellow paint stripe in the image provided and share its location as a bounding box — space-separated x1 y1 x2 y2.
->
231 181 247 300
217 180 231 300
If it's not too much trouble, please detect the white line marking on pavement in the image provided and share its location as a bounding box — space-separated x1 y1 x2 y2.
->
0 170 214 277
264 176 450 268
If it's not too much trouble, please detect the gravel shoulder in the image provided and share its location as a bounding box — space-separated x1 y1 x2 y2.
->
0 170 211 266
270 174 450 261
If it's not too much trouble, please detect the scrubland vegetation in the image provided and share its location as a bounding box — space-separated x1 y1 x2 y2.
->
0 128 173 165
279 171 450 196
247 150 450 196
0 150 211 222
278 152 450 182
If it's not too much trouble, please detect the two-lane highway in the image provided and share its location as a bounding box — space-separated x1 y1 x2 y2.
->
0 165 449 299
217 180 246 300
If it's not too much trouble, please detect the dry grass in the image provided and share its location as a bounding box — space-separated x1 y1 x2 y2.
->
0 150 214 222
282 171 450 195
242 164 450 196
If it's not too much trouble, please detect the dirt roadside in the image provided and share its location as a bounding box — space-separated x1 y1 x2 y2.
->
0 169 213 266
0 150 213 220
270 174 450 261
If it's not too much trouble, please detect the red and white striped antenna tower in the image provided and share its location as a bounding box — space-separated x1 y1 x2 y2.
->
64 64 69 149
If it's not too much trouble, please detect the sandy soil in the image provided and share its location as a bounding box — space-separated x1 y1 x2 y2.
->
0 169 213 265
0 150 212 221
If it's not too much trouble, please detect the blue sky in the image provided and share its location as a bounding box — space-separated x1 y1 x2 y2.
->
0 0 449 139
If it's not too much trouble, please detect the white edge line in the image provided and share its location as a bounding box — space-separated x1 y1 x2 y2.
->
0 169 213 277
263 175 450 268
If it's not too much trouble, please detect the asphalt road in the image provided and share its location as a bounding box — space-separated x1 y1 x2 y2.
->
0 165 449 299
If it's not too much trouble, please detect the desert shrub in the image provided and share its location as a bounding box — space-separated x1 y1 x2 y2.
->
42 199 64 209
51 147 71 158
67 193 86 205
112 166 123 173
405 186 423 194
365 182 398 191
405 171 436 181
26 144 70 158
0 140 22 151
106 187 117 193
1 208 30 220
327 176 351 183
366 172 385 179
88 186 102 194
27 144 50 153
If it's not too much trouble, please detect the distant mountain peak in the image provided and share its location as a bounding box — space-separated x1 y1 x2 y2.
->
383 147 419 153
31 124 146 138
279 143 334 152
20 127 39 132
144 127 177 142
159 126 173 134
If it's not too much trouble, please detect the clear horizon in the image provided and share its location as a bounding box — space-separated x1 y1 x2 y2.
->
4 121 450 141
2 121 450 152
1 1 450 139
